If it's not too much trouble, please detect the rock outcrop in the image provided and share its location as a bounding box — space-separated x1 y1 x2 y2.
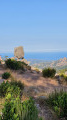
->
14 46 24 59
21 58 29 64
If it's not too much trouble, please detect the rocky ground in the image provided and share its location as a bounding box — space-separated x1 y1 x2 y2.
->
0 66 67 120
11 70 67 96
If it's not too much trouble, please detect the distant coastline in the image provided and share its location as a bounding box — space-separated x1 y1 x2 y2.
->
0 52 67 61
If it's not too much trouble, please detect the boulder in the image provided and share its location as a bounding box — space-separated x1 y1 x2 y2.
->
21 58 28 64
14 46 24 59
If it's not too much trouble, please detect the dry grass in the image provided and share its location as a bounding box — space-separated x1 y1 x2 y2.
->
4 70 67 97
0 67 67 98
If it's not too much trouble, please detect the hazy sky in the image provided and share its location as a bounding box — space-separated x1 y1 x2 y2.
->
0 0 67 53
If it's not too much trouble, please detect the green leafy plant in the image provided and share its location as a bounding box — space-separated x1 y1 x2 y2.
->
1 95 42 120
46 90 67 119
0 75 42 120
2 94 20 120
6 85 21 98
10 80 24 91
5 59 28 70
5 59 21 70
9 80 24 96
21 98 39 120
0 80 24 97
2 72 11 79
42 68 56 78
0 81 10 97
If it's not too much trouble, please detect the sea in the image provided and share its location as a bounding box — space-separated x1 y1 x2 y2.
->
0 52 67 61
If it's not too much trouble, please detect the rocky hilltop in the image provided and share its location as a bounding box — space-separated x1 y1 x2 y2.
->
51 57 67 67
29 57 67 70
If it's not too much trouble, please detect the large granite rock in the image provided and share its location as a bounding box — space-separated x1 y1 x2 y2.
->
14 46 24 59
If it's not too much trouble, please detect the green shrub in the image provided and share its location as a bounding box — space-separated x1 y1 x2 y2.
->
2 94 20 120
10 80 24 91
2 72 11 79
42 68 56 78
5 59 21 70
0 80 24 97
46 90 67 119
10 80 24 96
5 59 28 70
22 98 38 120
0 81 10 97
19 97 42 120
6 85 21 98
2 95 42 120
0 80 42 120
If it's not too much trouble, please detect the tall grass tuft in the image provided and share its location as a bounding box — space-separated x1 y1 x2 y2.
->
46 90 67 119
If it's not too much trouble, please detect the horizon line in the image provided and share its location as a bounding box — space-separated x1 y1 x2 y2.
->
0 51 67 53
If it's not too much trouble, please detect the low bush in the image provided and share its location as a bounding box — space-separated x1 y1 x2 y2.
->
2 94 20 120
5 59 21 70
46 90 67 119
22 98 39 120
0 81 10 97
7 85 21 98
42 68 56 78
0 80 24 97
2 72 11 79
0 80 43 120
1 95 42 120
5 59 28 71
10 80 24 91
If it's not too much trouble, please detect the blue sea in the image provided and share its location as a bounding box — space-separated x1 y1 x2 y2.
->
0 52 67 61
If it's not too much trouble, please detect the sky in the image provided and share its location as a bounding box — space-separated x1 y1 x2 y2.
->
0 0 67 53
